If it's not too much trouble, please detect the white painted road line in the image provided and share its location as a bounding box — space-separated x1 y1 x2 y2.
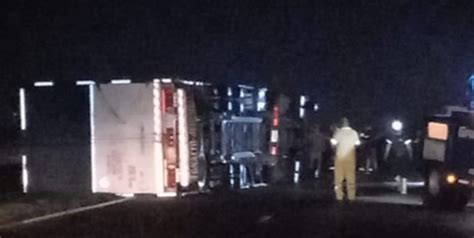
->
0 198 131 230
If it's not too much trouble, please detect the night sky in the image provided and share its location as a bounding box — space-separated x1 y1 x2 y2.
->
2 0 474 130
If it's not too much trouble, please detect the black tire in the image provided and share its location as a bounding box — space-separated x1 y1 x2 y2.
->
423 167 442 208
423 166 471 210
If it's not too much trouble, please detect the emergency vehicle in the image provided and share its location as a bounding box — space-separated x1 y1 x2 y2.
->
422 106 474 209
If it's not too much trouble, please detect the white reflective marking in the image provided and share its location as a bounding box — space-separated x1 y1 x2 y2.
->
19 88 26 130
238 84 254 89
180 80 195 85
257 102 266 111
157 192 177 197
153 80 165 195
300 95 307 107
34 81 54 87
89 84 97 193
111 79 131 84
76 80 95 86
21 155 28 193
0 198 131 230
115 193 134 198
177 89 190 187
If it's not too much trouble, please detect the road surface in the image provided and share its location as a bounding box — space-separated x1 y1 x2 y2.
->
1 186 474 238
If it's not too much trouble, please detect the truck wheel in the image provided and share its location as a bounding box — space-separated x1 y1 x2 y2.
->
423 167 442 208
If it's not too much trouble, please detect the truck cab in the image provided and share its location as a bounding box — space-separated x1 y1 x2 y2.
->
422 106 474 209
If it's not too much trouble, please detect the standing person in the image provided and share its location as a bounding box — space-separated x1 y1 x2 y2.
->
331 118 360 202
308 124 325 179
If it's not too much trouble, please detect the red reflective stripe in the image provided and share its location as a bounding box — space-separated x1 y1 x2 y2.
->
272 106 279 127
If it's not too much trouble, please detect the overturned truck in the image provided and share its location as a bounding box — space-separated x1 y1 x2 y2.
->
20 79 302 196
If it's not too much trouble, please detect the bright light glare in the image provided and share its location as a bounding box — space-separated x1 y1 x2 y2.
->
446 174 457 184
404 139 412 145
111 79 131 84
21 155 28 193
19 88 26 131
314 104 319 111
227 87 232 96
34 81 54 87
177 89 190 187
385 139 392 144
161 78 172 83
391 120 403 131
330 138 338 146
228 102 233 111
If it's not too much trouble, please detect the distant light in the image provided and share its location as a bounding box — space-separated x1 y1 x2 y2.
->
161 78 172 83
330 138 338 146
227 87 232 97
391 120 403 131
19 88 26 131
213 89 218 95
446 174 457 184
240 103 244 113
404 139 412 145
76 80 95 86
228 102 233 111
21 155 28 193
111 79 131 84
34 81 54 87
238 84 254 89
355 140 361 146
314 104 319 111
385 139 392 144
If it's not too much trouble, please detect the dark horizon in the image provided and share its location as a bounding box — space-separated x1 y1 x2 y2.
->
2 0 474 129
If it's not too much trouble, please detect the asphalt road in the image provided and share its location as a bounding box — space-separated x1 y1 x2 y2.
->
1 184 474 238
